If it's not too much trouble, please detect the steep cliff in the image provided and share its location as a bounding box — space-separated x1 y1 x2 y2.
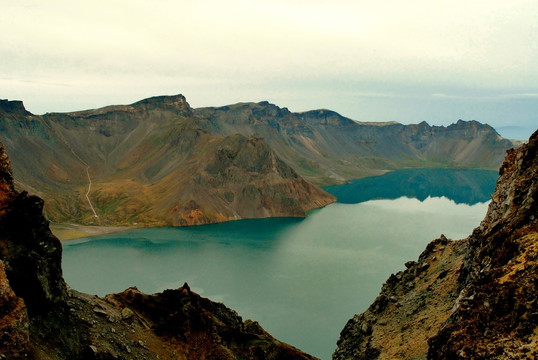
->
333 130 537 359
0 141 318 359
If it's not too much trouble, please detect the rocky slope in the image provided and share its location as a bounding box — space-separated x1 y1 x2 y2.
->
1 96 516 227
333 130 537 359
195 102 517 184
0 96 335 226
0 141 317 360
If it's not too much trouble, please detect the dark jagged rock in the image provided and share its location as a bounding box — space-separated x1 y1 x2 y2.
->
0 260 29 360
0 100 32 116
106 284 318 360
0 142 14 191
0 143 67 314
333 130 537 359
0 141 317 359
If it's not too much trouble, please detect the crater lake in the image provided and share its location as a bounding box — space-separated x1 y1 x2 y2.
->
62 168 497 359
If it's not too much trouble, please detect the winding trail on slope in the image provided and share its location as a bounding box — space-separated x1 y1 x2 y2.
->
41 119 99 219
65 147 99 219
80 158 99 219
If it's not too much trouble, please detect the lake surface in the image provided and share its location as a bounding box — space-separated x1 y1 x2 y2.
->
62 169 496 359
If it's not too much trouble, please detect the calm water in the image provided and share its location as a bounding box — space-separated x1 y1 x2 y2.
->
325 168 498 204
62 169 496 360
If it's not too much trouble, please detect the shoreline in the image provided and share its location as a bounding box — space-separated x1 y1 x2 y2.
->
50 223 132 241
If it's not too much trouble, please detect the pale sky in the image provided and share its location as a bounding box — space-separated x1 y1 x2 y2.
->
2 0 537 139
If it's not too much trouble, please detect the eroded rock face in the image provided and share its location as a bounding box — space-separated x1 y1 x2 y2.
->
0 143 67 314
0 99 31 116
333 130 537 360
0 260 29 359
167 134 335 226
428 130 537 359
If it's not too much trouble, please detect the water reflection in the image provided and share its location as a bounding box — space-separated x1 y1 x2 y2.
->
324 168 497 204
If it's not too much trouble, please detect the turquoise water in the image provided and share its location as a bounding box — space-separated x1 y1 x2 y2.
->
324 168 498 204
62 169 495 359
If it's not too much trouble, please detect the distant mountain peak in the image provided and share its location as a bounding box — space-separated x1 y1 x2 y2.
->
131 94 192 115
132 94 188 107
448 119 499 135
0 99 32 116
300 109 357 127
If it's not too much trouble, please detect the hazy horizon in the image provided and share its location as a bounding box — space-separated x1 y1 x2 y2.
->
2 1 537 140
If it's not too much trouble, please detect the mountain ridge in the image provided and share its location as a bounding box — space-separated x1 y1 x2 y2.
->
1 96 335 227
193 99 517 184
0 94 517 228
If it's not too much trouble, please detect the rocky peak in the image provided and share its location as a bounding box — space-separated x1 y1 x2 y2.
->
0 99 32 116
248 101 291 118
428 129 537 358
131 94 193 116
447 119 498 135
481 129 537 237
301 109 357 127
207 134 298 178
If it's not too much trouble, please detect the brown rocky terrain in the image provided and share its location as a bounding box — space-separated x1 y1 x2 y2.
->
333 130 537 359
0 141 318 359
0 96 334 227
0 95 516 229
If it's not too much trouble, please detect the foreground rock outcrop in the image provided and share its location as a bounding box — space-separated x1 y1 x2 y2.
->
334 130 537 359
0 141 317 359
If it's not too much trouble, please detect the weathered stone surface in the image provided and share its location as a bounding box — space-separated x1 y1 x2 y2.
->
334 130 537 360
0 143 67 314
121 307 134 320
0 260 29 359
428 129 538 359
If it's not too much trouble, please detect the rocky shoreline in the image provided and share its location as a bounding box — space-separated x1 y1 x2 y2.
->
50 223 131 241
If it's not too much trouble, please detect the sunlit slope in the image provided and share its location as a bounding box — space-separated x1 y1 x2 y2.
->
0 96 334 225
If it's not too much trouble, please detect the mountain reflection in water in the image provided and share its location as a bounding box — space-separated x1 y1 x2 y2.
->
324 169 497 204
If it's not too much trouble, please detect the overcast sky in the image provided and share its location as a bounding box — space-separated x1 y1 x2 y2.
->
1 0 537 139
